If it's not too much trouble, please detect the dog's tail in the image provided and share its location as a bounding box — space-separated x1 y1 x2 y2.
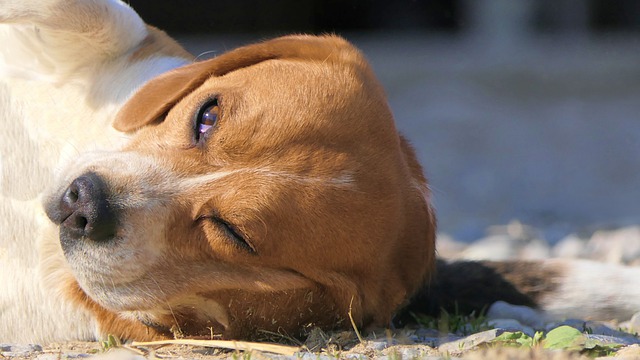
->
397 258 640 326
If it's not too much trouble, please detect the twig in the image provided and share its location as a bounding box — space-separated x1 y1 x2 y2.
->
130 339 299 356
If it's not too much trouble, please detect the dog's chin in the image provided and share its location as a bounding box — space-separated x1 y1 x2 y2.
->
59 230 167 312
82 281 163 312
68 266 165 313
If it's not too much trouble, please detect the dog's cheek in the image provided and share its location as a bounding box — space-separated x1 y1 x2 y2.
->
201 288 345 340
113 192 183 253
122 295 231 339
126 288 346 340
154 211 220 262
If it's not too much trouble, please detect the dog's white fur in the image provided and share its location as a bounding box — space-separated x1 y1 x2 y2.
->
540 259 640 320
2 0 640 345
0 0 190 343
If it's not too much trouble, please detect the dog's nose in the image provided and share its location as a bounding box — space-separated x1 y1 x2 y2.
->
57 173 116 242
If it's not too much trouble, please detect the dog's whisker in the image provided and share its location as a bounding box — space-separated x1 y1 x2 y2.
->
165 302 182 336
194 50 219 61
108 275 117 296
145 275 166 304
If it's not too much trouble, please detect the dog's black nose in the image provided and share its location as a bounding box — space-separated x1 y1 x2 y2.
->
57 172 116 242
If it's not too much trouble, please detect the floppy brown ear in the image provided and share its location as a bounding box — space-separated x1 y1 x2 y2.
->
113 34 355 132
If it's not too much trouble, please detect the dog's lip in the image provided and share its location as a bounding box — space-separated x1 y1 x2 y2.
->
43 193 63 224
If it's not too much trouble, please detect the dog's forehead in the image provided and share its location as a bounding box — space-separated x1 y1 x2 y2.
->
122 49 402 191
197 57 398 146
200 60 351 109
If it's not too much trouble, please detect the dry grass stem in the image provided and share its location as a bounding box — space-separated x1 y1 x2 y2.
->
131 339 300 356
348 296 364 343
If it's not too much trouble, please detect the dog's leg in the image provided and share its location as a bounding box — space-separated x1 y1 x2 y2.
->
398 259 640 328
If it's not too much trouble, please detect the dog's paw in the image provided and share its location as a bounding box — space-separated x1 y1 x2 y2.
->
0 0 146 80
0 0 142 29
0 0 82 23
0 0 40 22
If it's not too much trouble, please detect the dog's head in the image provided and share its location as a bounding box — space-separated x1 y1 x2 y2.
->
44 35 436 340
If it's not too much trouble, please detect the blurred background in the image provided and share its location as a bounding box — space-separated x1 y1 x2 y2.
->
128 0 640 254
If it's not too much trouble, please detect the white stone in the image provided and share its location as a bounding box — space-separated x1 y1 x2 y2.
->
487 301 545 329
585 227 640 264
552 234 586 259
459 235 519 261
518 238 550 260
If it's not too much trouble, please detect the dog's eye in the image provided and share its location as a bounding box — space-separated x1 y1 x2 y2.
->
218 219 254 253
205 216 256 254
195 99 219 143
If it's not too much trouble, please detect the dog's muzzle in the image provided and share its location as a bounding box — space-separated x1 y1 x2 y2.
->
46 172 117 245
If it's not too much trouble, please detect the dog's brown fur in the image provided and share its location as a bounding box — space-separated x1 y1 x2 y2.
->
46 35 436 340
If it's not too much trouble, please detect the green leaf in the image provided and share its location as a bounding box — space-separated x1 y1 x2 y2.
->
583 337 599 350
492 331 534 348
100 334 121 351
532 331 544 347
494 332 523 341
516 335 534 347
490 326 623 356
543 326 585 350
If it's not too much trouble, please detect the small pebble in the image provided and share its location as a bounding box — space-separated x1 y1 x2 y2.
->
0 343 43 357
439 328 505 353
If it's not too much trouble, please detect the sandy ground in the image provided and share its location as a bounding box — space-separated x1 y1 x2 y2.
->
0 336 589 359
6 330 639 359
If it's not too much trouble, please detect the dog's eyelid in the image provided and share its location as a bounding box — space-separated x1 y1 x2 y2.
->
199 213 257 254
218 217 257 254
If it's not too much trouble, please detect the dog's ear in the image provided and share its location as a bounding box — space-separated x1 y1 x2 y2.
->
112 59 219 132
114 35 354 132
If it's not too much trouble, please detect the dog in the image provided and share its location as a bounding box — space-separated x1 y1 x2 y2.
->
1 0 637 344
